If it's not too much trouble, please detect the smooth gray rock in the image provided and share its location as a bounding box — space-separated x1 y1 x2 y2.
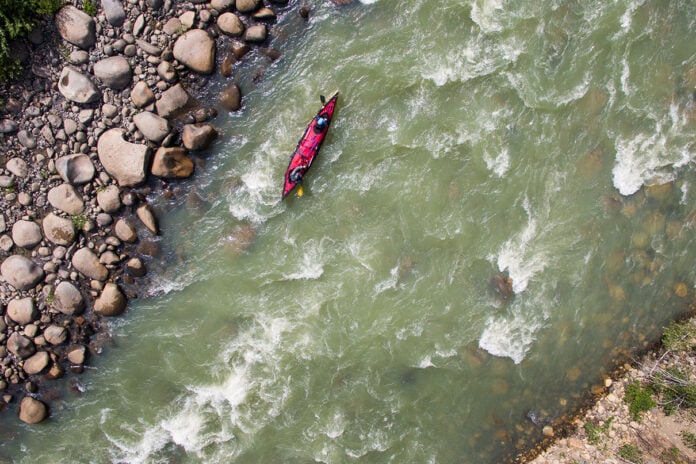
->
43 325 68 345
23 351 49 375
101 0 126 26
172 29 215 74
244 24 267 43
96 185 121 213
94 283 127 316
6 157 28 177
156 84 191 118
19 397 48 424
182 123 217 151
156 61 177 83
136 39 161 56
7 297 38 325
67 345 87 364
130 81 155 107
93 56 132 90
217 12 244 36
7 333 35 359
136 204 159 234
11 220 42 249
1 255 43 290
211 0 234 11
72 248 108 281
219 83 241 111
47 183 84 215
97 128 150 187
236 0 262 13
55 154 95 185
53 281 84 315
58 67 100 104
55 5 96 49
42 213 76 246
0 119 18 134
114 219 137 243
133 111 171 143
151 146 194 180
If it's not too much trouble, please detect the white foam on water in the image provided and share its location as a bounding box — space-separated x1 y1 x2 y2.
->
359 0 380 3
495 198 547 294
483 146 510 177
283 246 325 281
478 305 545 364
611 131 691 196
470 0 505 33
374 264 400 294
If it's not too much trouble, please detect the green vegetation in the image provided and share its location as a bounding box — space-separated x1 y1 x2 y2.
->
662 320 696 352
650 367 696 415
584 416 614 445
82 0 96 17
71 213 87 230
680 431 696 452
0 0 63 81
624 381 656 422
658 446 683 464
618 442 643 463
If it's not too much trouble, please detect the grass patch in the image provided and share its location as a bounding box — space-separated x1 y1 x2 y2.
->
82 0 96 16
618 442 643 463
71 213 87 230
584 416 614 445
624 381 656 422
662 320 696 352
681 431 696 452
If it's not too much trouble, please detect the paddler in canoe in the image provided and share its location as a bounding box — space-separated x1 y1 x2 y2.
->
281 92 338 200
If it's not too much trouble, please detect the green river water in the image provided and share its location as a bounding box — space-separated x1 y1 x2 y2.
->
4 0 696 462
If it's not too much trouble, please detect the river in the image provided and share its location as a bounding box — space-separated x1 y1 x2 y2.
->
3 0 696 462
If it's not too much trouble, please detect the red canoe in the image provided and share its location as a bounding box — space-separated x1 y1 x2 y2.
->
281 92 339 200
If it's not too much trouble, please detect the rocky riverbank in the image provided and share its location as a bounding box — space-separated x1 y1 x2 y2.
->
523 316 696 464
0 0 312 424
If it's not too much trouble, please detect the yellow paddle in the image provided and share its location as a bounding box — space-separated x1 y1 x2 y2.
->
297 185 304 197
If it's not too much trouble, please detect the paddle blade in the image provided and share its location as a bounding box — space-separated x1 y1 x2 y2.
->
298 185 304 197
320 95 326 104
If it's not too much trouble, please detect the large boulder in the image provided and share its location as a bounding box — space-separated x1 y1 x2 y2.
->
244 24 267 43
96 185 121 213
55 5 96 49
11 220 42 249
131 81 155 108
1 255 44 291
93 56 132 90
133 111 171 143
172 29 215 74
156 84 192 119
101 0 126 26
114 219 137 243
58 67 100 104
236 0 262 13
19 397 48 424
55 154 95 185
23 351 50 375
136 204 159 235
42 213 76 246
43 325 68 345
219 83 241 111
182 123 217 151
97 128 150 187
151 146 194 179
47 183 84 215
7 333 35 359
7 297 38 325
53 281 84 315
217 12 244 36
71 248 108 281
94 283 127 316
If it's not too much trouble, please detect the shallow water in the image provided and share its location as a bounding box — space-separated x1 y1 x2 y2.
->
5 0 696 462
